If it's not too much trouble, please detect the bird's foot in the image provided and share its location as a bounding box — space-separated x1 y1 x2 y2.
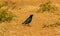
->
23 24 31 27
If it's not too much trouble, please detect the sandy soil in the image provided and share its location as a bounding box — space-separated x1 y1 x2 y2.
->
0 0 60 36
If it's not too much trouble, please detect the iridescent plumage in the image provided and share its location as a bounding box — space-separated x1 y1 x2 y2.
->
22 14 33 25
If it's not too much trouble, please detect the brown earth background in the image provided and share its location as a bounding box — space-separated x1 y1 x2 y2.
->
0 0 60 36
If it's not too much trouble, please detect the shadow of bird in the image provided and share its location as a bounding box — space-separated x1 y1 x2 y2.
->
22 14 33 26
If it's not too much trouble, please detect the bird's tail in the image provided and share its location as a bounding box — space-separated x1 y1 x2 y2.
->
22 22 24 24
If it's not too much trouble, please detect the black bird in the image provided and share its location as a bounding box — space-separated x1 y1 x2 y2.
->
22 14 33 26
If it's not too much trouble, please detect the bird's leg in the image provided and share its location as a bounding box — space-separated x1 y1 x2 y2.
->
22 24 31 27
27 24 31 27
22 23 29 25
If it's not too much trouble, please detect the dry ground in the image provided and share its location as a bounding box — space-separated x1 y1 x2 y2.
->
0 0 60 36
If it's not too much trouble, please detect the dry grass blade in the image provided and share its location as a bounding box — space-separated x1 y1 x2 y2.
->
0 8 14 23
42 23 60 28
37 1 59 13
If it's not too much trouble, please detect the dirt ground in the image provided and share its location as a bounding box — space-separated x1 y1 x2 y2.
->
0 0 60 36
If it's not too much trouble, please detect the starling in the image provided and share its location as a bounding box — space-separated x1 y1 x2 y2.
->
22 14 33 26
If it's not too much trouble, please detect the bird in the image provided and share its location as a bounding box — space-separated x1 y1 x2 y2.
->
22 14 33 26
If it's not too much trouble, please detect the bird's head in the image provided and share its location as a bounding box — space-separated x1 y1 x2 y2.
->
30 14 33 17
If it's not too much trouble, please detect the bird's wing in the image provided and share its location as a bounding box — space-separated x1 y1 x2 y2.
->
22 17 32 24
